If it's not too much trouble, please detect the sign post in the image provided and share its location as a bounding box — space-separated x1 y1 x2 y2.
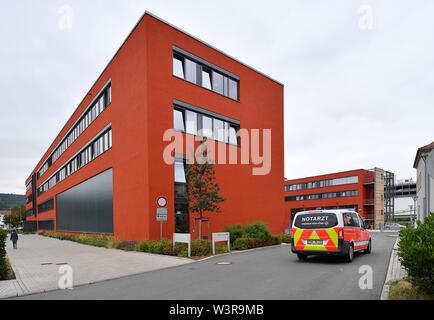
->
156 197 168 240
212 232 230 255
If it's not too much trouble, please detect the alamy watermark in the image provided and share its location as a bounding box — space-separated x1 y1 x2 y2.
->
58 4 73 30
358 265 373 290
58 265 73 290
358 5 374 30
162 128 272 176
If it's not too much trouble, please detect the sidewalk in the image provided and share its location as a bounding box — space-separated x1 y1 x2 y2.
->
0 234 193 299
380 238 407 300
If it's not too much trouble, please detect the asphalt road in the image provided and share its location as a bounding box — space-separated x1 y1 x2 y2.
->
15 232 398 300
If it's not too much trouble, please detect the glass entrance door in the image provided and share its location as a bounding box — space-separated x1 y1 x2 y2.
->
174 200 189 233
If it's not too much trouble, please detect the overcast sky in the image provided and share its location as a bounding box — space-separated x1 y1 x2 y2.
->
0 0 433 197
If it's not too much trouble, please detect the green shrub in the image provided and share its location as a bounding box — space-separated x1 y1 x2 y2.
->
275 233 290 244
191 239 212 256
215 242 230 254
0 230 7 280
233 237 253 250
398 214 434 294
74 234 108 247
224 224 245 244
147 239 172 255
163 243 188 256
116 241 136 251
135 241 149 253
243 222 271 239
107 238 121 249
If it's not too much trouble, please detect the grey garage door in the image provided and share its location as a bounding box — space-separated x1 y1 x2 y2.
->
56 168 113 234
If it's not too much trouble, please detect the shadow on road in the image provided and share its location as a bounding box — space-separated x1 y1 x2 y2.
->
292 252 366 264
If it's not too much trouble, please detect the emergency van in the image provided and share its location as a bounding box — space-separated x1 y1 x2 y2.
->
291 210 371 262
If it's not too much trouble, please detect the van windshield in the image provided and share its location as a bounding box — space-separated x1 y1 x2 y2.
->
294 213 338 229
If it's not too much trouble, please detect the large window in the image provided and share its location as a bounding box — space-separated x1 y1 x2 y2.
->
38 128 112 196
56 168 113 234
172 48 239 101
173 103 240 146
38 198 54 214
37 83 111 179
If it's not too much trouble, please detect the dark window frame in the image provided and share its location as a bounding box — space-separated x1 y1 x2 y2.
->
173 101 240 147
172 47 240 102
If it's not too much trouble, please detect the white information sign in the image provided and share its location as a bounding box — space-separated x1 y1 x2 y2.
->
212 232 230 255
173 233 191 257
156 208 168 221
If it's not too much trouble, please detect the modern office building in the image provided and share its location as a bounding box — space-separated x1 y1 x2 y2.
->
413 141 434 223
24 12 285 241
283 168 394 230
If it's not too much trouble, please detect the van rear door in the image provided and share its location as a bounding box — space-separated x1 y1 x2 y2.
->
293 212 340 251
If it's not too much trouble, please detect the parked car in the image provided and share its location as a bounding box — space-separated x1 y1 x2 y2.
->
291 210 371 262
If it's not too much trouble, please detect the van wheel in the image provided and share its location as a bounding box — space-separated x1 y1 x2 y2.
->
345 244 354 263
297 253 308 261
364 239 371 254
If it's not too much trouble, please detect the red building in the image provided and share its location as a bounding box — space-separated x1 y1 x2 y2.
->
284 169 386 230
24 12 285 241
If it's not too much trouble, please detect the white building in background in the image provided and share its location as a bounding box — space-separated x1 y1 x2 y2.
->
413 141 434 223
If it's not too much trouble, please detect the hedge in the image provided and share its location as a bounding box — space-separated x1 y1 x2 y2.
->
0 229 8 280
224 221 272 244
39 223 288 258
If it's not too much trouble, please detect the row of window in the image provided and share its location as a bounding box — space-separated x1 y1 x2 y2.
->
173 52 239 101
38 198 54 214
26 180 32 192
285 175 359 192
37 84 111 179
174 107 239 145
38 128 112 196
284 190 359 202
26 194 32 204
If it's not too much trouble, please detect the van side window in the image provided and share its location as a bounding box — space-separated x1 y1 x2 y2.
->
343 212 359 227
351 213 360 228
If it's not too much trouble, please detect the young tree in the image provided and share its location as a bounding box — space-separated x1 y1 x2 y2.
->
186 139 225 239
4 205 26 228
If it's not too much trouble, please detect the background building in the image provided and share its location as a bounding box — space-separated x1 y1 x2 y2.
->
413 141 434 223
24 12 285 241
284 168 394 230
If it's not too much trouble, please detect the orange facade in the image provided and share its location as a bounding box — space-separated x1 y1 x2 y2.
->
284 169 376 230
25 13 285 241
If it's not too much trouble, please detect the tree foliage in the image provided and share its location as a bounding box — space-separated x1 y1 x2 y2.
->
4 205 25 228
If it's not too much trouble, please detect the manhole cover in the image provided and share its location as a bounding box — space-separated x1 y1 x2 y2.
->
215 261 233 265
40 263 53 265
56 262 68 265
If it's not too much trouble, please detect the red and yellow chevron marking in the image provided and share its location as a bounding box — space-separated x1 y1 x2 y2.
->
294 227 339 251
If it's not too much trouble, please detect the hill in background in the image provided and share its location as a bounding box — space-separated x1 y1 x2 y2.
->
0 193 25 210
